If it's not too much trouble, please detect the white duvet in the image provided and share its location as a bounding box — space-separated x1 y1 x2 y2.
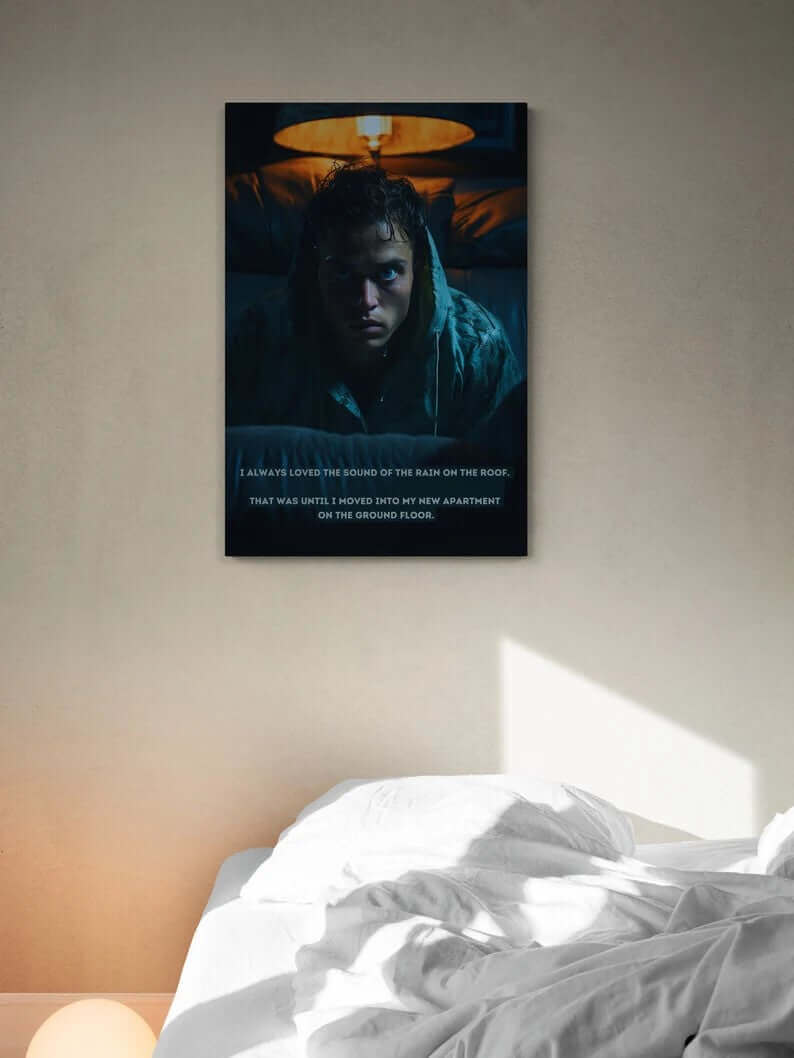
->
240 777 794 1058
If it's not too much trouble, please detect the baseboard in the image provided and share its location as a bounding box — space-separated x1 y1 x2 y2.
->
0 994 174 1058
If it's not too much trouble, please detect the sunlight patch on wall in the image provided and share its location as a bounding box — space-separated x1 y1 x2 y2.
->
500 639 756 839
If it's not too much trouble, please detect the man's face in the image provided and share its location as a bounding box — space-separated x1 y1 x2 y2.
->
316 219 415 371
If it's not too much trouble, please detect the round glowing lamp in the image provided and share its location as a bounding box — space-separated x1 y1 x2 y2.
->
26 998 157 1058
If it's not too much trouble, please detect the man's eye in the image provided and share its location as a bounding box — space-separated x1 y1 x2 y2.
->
379 267 398 282
332 266 352 281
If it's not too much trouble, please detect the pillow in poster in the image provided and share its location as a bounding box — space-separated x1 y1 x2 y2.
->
241 774 635 904
226 156 455 272
447 185 527 267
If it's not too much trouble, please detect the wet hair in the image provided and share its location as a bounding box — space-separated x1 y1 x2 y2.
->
289 161 428 334
305 161 427 266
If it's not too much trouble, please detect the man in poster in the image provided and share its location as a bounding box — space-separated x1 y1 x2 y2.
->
227 162 523 438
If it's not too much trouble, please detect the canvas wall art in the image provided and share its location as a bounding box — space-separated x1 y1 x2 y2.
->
225 102 528 556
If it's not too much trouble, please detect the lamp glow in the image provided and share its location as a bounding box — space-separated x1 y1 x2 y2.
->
26 998 156 1058
273 106 475 160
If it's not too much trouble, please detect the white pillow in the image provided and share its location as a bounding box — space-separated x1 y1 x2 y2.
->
754 806 794 878
241 774 635 904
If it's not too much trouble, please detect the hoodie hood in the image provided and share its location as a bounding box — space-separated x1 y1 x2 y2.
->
409 222 453 342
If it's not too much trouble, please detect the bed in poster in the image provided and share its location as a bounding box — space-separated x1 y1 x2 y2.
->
225 102 528 556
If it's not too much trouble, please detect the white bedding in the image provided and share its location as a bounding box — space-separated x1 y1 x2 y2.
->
636 837 757 873
155 849 310 1058
155 784 794 1058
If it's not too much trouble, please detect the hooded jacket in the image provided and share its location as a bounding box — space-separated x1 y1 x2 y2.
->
226 224 524 437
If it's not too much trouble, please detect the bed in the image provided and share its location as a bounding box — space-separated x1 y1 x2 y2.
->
154 776 794 1058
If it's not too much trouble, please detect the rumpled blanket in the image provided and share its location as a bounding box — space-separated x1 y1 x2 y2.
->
249 779 794 1057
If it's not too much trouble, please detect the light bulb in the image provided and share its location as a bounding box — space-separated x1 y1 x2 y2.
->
356 114 392 151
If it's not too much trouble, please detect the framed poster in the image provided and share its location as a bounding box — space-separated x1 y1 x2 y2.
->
225 102 528 556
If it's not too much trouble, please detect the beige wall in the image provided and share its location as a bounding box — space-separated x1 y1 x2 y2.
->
1 0 792 993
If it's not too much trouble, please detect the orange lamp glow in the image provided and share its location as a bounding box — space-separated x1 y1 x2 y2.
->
26 998 157 1058
274 110 475 159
